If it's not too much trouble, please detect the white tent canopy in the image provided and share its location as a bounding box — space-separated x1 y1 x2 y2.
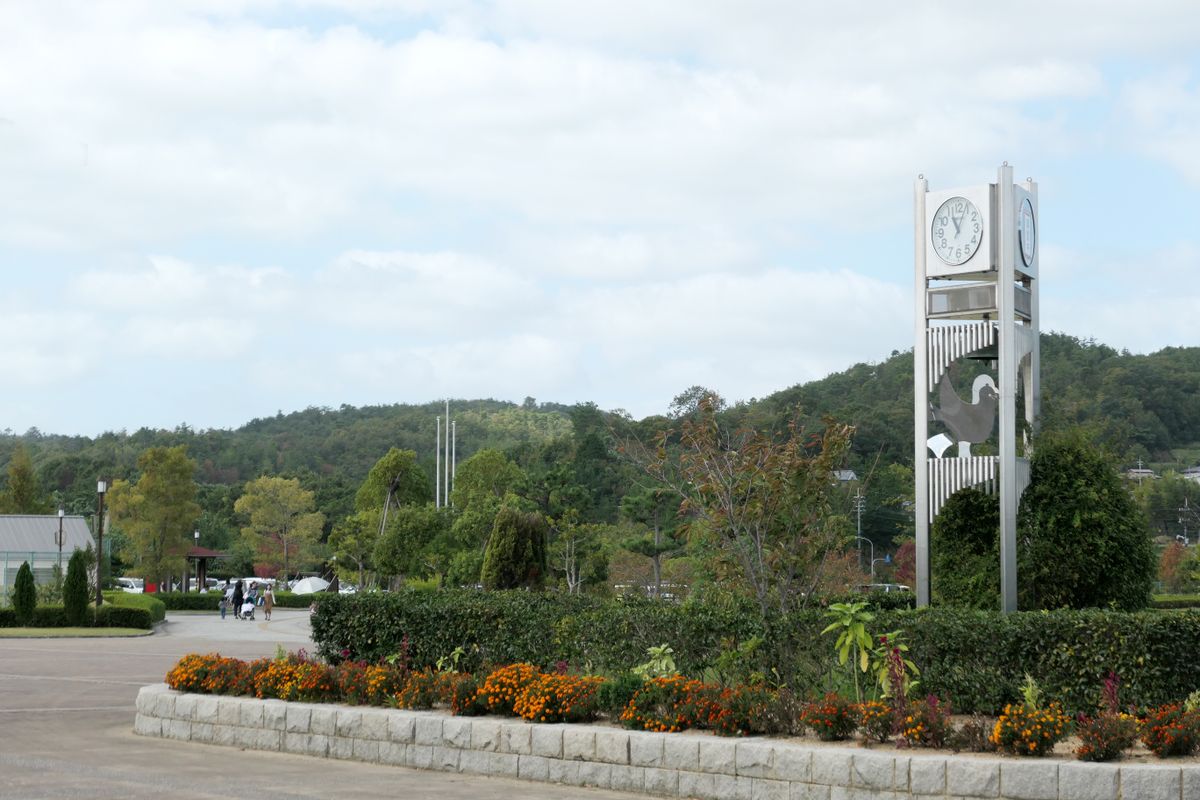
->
290 576 330 595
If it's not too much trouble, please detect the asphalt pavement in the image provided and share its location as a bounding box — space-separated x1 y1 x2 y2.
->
0 607 643 800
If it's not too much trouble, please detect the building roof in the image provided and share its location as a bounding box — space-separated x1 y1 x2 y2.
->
0 515 95 554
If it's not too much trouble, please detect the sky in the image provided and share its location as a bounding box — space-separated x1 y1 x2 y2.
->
3 1 1200 436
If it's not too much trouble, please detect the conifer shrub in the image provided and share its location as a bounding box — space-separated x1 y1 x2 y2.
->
63 549 90 626
12 561 36 625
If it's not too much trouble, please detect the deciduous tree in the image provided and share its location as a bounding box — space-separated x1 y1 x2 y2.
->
0 444 49 513
234 476 324 580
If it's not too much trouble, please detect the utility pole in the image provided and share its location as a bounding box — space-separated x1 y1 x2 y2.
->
450 420 456 507
853 491 866 571
444 400 450 507
436 416 441 509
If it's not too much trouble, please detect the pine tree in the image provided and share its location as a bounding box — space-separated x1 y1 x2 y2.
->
12 561 36 625
63 549 90 626
481 506 547 590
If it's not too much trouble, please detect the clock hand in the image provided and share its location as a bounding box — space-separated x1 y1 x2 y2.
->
951 210 962 235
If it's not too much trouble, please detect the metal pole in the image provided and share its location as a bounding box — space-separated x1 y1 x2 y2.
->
435 416 441 509
853 491 865 570
444 400 450 507
57 508 64 571
913 175 931 608
997 163 1019 614
451 420 456 506
95 481 106 608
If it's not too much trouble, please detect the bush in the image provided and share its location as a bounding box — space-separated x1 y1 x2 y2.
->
857 700 895 743
1140 704 1200 757
480 507 547 590
620 675 708 733
1074 713 1139 761
990 702 1071 756
801 693 858 741
513 673 604 723
395 669 443 710
12 562 36 624
103 591 166 622
597 673 645 718
444 673 488 716
94 605 153 629
63 550 89 625
155 590 313 610
477 663 542 716
899 695 953 748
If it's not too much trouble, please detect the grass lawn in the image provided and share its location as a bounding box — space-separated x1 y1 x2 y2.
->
0 627 152 638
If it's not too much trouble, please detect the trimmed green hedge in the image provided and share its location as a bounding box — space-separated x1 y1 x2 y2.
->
311 590 1200 715
1151 594 1200 609
153 590 316 610
103 591 166 622
0 604 153 629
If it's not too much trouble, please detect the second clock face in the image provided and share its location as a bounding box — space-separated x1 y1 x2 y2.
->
931 196 983 266
1018 197 1036 267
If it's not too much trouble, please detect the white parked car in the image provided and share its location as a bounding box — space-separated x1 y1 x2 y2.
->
116 577 144 594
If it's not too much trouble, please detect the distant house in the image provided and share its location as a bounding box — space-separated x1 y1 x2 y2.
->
833 469 859 483
1183 466 1200 485
0 514 95 594
1124 467 1157 482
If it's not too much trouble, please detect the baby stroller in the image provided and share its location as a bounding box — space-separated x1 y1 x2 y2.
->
240 600 256 620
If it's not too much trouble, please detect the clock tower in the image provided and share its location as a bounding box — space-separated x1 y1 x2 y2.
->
913 163 1040 613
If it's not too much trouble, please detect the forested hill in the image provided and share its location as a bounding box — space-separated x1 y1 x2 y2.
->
2 333 1199 523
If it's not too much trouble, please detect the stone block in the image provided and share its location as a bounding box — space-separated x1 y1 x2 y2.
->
285 704 311 733
698 738 737 775
999 760 1057 800
212 725 237 747
470 720 501 752
488 752 520 778
1183 767 1200 800
499 721 532 754
334 709 362 738
260 699 286 731
379 741 407 766
304 733 330 757
712 773 753 800
548 758 579 785
252 727 280 751
829 790 897 800
1119 764 1180 800
517 754 550 782
133 714 162 737
892 757 909 792
810 751 852 787
563 727 595 760
194 695 219 723
388 714 415 743
735 741 775 779
907 756 945 796
532 725 563 758
679 770 715 799
850 752 893 790
772 746 811 782
630 730 665 767
406 744 433 770
664 736 700 771
154 692 176 719
611 765 646 794
352 738 380 762
309 707 337 736
191 722 214 743
441 716 472 748
135 686 158 714
946 758 999 797
595 729 630 764
789 784 830 800
358 708 390 740
578 761 612 789
328 735 353 760
282 731 308 753
173 694 197 720
431 745 460 772
238 701 264 728
644 766 679 797
216 697 241 726
750 778 789 800
414 716 443 746
458 748 490 775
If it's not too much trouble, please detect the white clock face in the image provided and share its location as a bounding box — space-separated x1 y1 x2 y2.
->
931 196 983 266
1018 197 1036 267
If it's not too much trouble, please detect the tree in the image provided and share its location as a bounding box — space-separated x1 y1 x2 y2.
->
234 476 325 580
63 548 89 625
450 449 524 510
0 443 49 513
107 446 200 591
480 505 547 590
547 512 611 594
619 487 684 597
12 561 35 625
625 394 854 616
328 509 380 589
1158 541 1189 594
1018 429 1155 610
372 503 452 585
355 448 430 512
931 488 1000 609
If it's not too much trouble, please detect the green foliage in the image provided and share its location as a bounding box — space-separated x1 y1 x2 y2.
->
93 604 153 629
821 601 874 701
631 644 678 679
931 488 999 609
235 475 325 579
354 448 430 511
154 590 312 610
372 503 452 583
0 443 50 513
480 506 547 590
1018 429 1155 610
597 673 645 717
11 562 36 624
101 590 166 622
63 549 89 625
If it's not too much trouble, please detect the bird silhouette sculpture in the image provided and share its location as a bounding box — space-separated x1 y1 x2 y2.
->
929 372 998 457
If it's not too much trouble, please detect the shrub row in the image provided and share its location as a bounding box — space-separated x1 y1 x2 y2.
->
1151 594 1200 609
102 591 167 622
0 604 153 629
153 591 315 611
310 591 1200 715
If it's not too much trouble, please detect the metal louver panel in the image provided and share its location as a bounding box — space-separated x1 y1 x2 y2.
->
926 322 998 392
928 456 998 521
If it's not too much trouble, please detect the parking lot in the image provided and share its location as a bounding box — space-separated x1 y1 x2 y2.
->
0 609 641 799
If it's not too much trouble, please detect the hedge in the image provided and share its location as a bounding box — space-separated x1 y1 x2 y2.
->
0 604 152 629
152 591 316 610
310 590 1200 715
1151 594 1200 609
103 591 166 622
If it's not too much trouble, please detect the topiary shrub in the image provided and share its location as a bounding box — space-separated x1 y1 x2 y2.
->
63 549 90 626
480 506 547 590
12 561 36 625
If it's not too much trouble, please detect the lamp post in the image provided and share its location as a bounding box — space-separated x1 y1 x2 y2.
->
852 536 874 577
193 529 200 591
95 480 107 608
56 508 65 570
871 554 892 583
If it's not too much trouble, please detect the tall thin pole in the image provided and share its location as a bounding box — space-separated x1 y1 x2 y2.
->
913 175 930 608
444 400 451 507
435 416 441 509
451 420 456 506
95 481 106 608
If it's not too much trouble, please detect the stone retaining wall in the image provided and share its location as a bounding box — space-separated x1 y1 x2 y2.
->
135 684 1197 799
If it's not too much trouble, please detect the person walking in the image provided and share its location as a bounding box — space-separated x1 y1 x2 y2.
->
262 584 275 621
232 580 244 620
221 581 234 620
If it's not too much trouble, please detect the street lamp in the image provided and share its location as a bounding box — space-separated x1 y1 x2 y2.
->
56 508 65 570
193 529 200 592
871 553 892 583
95 480 107 608
852 536 874 576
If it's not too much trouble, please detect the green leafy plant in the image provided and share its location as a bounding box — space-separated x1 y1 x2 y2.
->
632 644 678 679
871 630 919 700
597 672 645 718
821 602 875 701
436 646 466 673
1020 673 1042 711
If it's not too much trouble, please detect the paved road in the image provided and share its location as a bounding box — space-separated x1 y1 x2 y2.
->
0 609 642 800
